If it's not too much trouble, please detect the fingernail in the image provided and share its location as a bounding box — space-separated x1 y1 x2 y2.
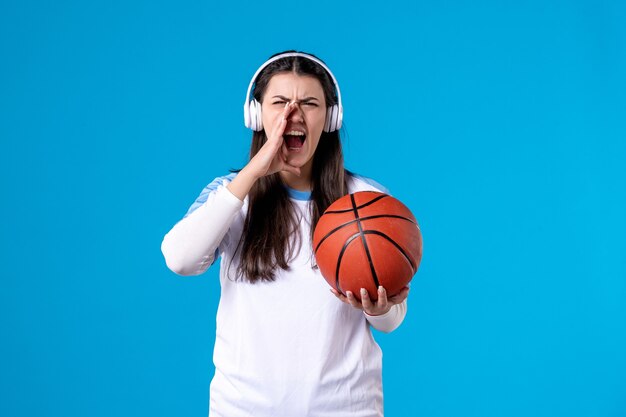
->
360 288 367 296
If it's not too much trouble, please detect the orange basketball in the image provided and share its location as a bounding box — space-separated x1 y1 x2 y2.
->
313 191 422 301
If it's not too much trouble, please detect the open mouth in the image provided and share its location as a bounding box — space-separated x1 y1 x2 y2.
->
283 130 307 151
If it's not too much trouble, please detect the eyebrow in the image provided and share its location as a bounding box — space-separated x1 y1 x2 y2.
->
271 95 320 102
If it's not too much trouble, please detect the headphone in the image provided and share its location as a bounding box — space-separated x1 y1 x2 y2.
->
243 52 343 133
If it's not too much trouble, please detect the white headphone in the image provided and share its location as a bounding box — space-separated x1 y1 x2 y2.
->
243 52 343 132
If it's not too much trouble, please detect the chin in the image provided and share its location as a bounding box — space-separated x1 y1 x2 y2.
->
287 155 311 167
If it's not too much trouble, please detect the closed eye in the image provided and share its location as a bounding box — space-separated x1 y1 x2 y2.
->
271 100 319 107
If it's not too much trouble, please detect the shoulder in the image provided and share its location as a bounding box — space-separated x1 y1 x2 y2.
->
346 170 391 195
200 172 238 195
183 172 238 218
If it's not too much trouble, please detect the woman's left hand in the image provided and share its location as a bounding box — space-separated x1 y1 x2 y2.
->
330 286 410 316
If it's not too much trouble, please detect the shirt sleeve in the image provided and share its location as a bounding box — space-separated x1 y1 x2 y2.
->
363 299 407 333
161 177 244 276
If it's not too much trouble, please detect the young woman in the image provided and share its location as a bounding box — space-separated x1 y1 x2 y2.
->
161 51 410 417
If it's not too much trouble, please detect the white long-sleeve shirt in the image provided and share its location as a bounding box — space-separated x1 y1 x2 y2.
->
161 173 407 417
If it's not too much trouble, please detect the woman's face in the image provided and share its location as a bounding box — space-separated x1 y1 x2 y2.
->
261 72 327 173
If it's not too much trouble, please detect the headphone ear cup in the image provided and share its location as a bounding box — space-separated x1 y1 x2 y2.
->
244 101 251 129
335 105 343 130
248 101 256 130
328 104 339 132
255 100 263 131
250 100 263 131
324 106 332 132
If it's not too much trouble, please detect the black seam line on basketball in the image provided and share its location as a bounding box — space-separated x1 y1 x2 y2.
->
335 233 361 295
362 230 417 272
324 194 390 214
351 194 380 289
314 214 417 253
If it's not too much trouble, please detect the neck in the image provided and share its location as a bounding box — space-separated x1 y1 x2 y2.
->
280 161 313 191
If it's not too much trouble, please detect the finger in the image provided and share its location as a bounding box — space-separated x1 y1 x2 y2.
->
377 286 389 311
268 113 288 146
281 163 301 177
330 288 349 304
388 286 410 304
360 288 375 312
346 291 362 310
284 101 297 119
278 101 292 120
268 102 299 149
275 102 296 131
265 103 290 145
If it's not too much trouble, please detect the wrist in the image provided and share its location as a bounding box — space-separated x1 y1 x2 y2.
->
240 165 261 182
364 306 392 317
227 168 258 201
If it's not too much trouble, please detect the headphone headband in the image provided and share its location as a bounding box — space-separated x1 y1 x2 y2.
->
243 52 343 132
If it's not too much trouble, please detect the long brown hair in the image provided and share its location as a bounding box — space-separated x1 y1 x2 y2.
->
233 51 349 283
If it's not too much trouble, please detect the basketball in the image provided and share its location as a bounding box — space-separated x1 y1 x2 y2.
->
313 191 422 301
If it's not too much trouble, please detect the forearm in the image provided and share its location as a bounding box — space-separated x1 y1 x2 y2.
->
226 166 259 201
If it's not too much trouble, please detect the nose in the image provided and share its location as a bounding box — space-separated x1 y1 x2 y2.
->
288 101 305 122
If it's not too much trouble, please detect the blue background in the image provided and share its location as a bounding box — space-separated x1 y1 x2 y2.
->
1 0 625 416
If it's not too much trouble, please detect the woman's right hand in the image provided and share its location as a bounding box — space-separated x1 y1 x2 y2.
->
226 102 300 201
245 102 301 179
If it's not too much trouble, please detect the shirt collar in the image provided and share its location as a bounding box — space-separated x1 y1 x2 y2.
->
286 186 312 201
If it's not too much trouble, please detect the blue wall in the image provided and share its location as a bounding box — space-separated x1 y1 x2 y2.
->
1 1 624 416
